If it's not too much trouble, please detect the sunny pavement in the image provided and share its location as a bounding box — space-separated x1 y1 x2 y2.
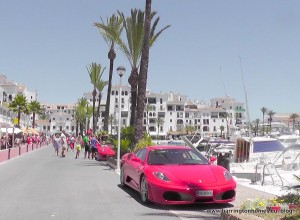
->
0 145 275 220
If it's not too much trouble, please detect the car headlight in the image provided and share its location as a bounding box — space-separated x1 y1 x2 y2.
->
153 172 170 181
224 171 232 181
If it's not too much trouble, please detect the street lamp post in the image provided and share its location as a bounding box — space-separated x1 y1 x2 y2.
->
92 88 97 133
116 66 126 173
86 103 89 134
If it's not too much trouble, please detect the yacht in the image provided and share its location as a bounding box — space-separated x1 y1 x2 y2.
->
277 135 300 148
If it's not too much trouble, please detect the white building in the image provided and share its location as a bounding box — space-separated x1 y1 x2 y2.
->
99 86 246 139
39 103 76 134
36 84 247 139
0 75 36 128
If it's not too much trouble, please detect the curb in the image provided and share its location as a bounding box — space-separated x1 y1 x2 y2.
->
106 156 117 170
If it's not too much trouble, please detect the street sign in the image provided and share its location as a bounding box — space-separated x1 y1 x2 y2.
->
13 118 18 125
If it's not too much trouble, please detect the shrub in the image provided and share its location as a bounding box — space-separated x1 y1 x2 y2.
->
134 132 155 152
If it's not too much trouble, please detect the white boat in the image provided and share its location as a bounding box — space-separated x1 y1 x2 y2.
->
277 135 300 148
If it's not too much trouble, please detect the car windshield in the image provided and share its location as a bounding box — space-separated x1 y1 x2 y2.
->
147 148 209 165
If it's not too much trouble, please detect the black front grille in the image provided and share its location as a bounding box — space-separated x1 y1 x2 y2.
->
215 190 235 200
163 191 193 201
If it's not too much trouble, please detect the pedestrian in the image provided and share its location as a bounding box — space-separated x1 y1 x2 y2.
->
75 135 82 159
90 134 97 160
83 133 90 159
70 135 75 152
60 131 67 157
53 134 60 156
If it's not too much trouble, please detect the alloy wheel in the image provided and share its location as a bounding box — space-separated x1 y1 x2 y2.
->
140 176 149 204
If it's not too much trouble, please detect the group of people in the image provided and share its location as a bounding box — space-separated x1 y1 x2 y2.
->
52 131 99 159
0 133 48 150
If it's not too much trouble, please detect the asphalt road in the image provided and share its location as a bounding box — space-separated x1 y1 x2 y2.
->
0 145 274 220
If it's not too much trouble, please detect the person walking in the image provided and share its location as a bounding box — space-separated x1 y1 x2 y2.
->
70 135 75 152
60 131 67 158
83 134 90 159
75 135 82 159
90 134 97 160
53 134 60 156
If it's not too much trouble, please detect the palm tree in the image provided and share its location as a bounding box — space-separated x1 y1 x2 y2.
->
145 103 153 134
185 125 195 135
95 71 108 130
220 125 225 137
134 0 171 143
108 114 117 134
116 9 169 127
260 107 268 136
267 110 276 133
94 14 123 132
117 9 145 127
8 94 28 128
87 63 105 132
290 113 299 132
254 119 260 136
155 116 164 139
28 100 43 128
74 98 89 136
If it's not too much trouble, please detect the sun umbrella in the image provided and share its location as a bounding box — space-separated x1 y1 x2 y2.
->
1 127 22 134
27 127 38 135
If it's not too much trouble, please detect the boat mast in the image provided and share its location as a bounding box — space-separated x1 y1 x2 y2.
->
239 56 253 158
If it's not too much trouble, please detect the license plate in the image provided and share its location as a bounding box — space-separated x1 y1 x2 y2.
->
196 190 213 197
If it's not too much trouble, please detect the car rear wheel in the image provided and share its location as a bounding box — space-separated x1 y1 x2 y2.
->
120 167 126 187
140 176 149 204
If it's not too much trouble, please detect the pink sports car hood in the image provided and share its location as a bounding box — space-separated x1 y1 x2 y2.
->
154 165 222 185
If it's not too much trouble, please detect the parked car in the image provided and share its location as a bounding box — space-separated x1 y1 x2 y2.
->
120 145 236 205
95 142 115 161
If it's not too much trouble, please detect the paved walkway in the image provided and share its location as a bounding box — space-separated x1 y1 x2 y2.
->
0 144 278 220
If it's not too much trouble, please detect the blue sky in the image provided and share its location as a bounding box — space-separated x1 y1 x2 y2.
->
1 0 300 121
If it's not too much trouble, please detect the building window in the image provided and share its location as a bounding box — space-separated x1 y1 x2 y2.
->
211 112 218 118
125 91 128 95
160 98 162 104
112 91 114 95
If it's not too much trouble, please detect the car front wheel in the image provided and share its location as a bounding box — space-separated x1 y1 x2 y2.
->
140 176 149 204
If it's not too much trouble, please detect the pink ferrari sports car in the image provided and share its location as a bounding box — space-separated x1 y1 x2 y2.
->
95 143 115 161
120 145 236 205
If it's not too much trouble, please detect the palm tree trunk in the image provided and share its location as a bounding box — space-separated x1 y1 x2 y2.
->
96 93 102 129
134 0 152 144
262 114 265 136
17 108 21 128
103 48 116 132
92 88 96 132
32 112 36 128
128 68 138 126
